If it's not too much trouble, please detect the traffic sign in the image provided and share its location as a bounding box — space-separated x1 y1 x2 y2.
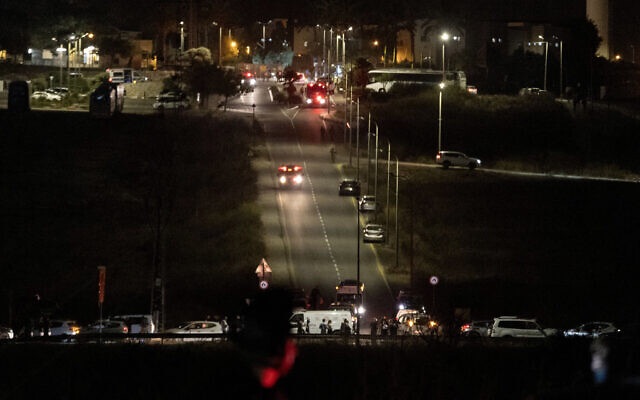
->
259 280 269 290
429 276 439 285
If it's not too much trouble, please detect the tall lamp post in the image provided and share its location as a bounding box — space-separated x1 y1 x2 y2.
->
440 32 450 81
179 21 185 54
537 36 549 91
438 82 445 152
213 22 222 64
56 46 66 87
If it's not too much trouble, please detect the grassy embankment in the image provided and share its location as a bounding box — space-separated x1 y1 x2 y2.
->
0 110 263 327
345 90 640 326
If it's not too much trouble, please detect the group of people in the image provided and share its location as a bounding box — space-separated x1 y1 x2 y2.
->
370 317 399 337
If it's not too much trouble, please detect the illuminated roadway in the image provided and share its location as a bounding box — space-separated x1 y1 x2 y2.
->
228 81 396 325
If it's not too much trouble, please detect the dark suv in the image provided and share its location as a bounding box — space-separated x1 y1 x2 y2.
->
339 179 361 196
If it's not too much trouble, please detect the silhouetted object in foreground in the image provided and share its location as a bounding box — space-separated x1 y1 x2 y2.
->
232 287 297 399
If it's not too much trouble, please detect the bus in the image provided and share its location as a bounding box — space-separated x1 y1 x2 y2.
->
366 68 466 93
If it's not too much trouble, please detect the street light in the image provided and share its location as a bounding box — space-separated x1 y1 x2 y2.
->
56 46 66 86
538 36 549 91
438 82 445 152
440 32 450 81
213 22 222 64
179 21 185 54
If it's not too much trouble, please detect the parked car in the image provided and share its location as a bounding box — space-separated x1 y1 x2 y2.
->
435 151 481 170
488 316 558 338
165 321 223 340
81 319 129 335
339 179 361 196
31 90 62 101
0 326 14 340
460 320 493 337
153 92 190 111
564 321 620 338
48 319 81 336
363 223 385 243
50 87 69 97
358 195 377 212
112 314 155 334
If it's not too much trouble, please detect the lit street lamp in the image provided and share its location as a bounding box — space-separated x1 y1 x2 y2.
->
179 21 185 54
538 36 549 91
438 82 445 152
56 46 67 86
212 22 222 64
440 32 449 81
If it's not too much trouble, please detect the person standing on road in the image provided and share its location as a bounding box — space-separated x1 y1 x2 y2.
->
320 319 327 335
381 318 389 336
370 318 378 339
327 320 333 334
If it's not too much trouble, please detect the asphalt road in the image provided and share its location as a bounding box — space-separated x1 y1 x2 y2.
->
238 82 396 326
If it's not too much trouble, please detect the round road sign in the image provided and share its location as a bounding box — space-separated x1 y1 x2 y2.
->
429 276 439 286
259 280 269 290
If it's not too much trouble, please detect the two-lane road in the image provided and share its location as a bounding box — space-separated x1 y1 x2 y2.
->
241 81 395 324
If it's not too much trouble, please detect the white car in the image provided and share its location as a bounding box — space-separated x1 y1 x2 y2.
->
32 90 62 101
48 320 81 336
0 326 14 340
153 92 190 111
488 316 558 338
564 321 620 338
436 151 481 170
363 223 385 243
358 195 377 212
112 314 155 334
165 321 223 338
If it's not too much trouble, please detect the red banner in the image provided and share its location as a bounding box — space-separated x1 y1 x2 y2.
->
98 266 106 305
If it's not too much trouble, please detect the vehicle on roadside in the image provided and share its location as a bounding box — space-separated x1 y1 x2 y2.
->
488 316 559 338
435 151 481 170
339 179 361 196
165 321 223 340
335 280 365 315
153 92 190 111
397 311 438 336
112 314 155 334
358 195 377 212
0 326 14 340
50 87 69 97
362 223 385 243
277 164 304 188
460 320 493 337
81 319 129 335
564 321 620 338
48 319 81 336
396 290 425 312
32 90 62 101
289 309 354 335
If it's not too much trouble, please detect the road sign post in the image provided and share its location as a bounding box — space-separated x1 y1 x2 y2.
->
429 275 438 310
255 258 272 289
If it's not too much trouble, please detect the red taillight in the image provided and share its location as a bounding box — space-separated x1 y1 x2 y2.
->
123 326 129 334
436 154 441 160
460 324 470 332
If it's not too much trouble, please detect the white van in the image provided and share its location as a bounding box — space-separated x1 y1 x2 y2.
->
107 68 133 83
289 310 354 335
111 314 155 334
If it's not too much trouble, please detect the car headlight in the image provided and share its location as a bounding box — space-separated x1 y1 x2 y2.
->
279 176 287 184
293 175 303 184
